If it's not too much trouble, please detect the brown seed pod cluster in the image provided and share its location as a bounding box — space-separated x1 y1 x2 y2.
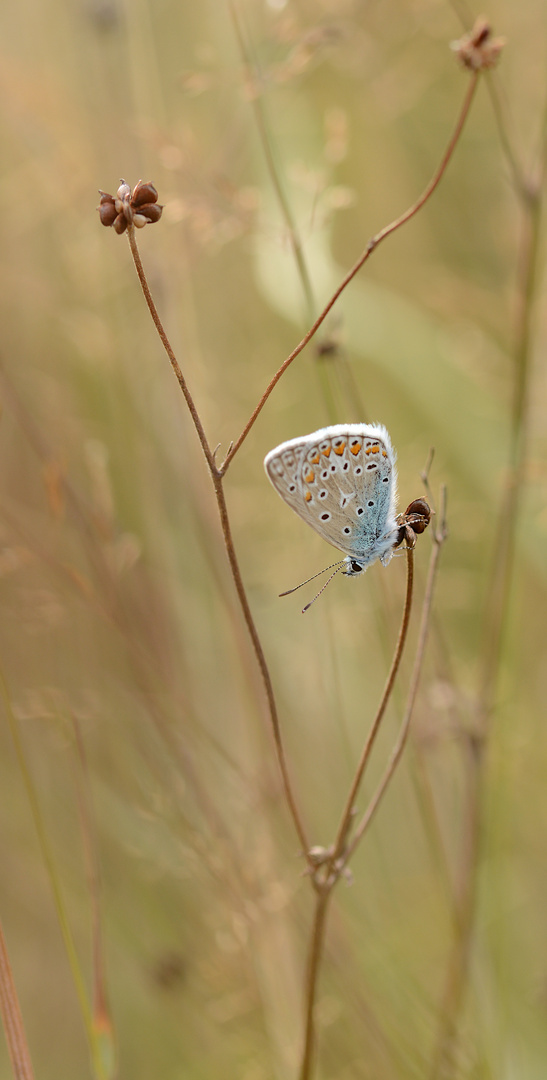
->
394 497 432 551
98 180 163 234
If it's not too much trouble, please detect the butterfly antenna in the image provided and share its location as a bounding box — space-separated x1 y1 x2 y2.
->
279 561 344 598
302 564 345 613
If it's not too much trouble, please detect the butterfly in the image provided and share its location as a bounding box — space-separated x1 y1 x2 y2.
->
264 424 402 606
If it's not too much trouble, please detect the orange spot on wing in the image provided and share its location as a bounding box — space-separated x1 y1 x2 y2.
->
334 442 346 455
311 453 320 464
304 491 312 502
321 446 331 457
350 443 362 455
305 471 315 483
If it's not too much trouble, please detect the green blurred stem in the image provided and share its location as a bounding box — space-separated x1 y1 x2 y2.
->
430 127 546 1080
228 0 315 327
227 1 338 421
0 670 108 1080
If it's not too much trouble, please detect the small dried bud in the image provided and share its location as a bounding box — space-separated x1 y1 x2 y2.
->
97 178 163 233
394 497 432 550
116 181 131 201
402 498 431 534
451 17 505 72
98 195 118 227
136 202 163 223
131 180 159 207
113 214 128 235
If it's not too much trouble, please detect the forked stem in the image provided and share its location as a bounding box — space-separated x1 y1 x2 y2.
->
299 516 444 1079
330 546 415 865
342 489 448 866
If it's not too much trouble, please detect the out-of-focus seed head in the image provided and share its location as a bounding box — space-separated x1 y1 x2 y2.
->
451 17 505 72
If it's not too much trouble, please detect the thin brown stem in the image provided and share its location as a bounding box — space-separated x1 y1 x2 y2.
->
342 490 448 867
126 229 311 861
298 890 331 1080
211 474 311 858
330 546 415 865
126 227 216 473
220 73 479 473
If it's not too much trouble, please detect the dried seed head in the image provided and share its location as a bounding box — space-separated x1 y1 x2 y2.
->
97 179 163 232
393 498 432 549
451 17 505 72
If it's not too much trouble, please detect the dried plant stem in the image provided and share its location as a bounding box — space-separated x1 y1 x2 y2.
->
126 229 215 474
211 474 311 857
0 921 35 1080
343 489 448 865
220 73 479 473
298 520 443 1079
430 125 546 1080
126 228 311 862
299 890 330 1080
330 546 415 864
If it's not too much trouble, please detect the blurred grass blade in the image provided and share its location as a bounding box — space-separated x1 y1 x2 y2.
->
0 669 110 1080
0 920 35 1080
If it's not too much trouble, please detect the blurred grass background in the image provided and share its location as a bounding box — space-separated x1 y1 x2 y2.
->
1 0 547 1077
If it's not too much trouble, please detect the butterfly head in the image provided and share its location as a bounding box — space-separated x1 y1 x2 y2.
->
343 558 367 577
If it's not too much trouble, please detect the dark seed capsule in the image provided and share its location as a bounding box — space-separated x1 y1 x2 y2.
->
99 201 118 226
132 181 159 207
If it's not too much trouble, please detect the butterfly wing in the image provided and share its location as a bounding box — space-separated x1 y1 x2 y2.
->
265 424 398 567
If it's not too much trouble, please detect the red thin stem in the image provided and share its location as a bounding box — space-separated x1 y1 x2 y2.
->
220 73 479 473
